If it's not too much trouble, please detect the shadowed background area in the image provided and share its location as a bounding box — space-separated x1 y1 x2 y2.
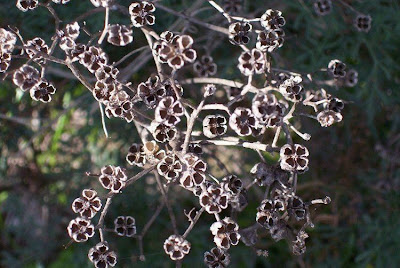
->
0 0 399 267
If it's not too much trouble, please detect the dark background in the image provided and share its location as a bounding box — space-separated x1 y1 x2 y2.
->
0 0 399 267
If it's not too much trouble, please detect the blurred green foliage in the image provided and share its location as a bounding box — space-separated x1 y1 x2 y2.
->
0 0 399 267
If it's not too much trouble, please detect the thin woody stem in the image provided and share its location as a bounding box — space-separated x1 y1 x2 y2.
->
142 27 165 80
193 137 279 152
182 207 205 238
182 97 206 154
154 172 178 234
155 3 229 35
98 7 110 44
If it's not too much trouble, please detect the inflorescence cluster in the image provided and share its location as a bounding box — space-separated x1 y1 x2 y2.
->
1 0 370 267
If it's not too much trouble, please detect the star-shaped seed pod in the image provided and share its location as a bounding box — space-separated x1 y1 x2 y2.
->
157 154 182 181
204 247 230 268
129 1 156 28
279 144 309 172
72 189 102 219
313 0 332 16
328 59 346 78
12 65 40 92
260 9 286 30
279 75 303 102
210 217 241 250
155 97 184 126
153 35 197 70
16 0 38 12
79 46 108 73
67 217 95 242
180 154 207 189
25 37 49 63
237 49 266 76
107 24 133 46
228 22 252 45
163 235 191 261
30 80 56 103
252 93 287 127
229 107 260 136
88 241 117 268
98 165 128 193
354 14 372 33
114 216 136 237
199 184 229 214
0 28 17 53
193 55 217 77
203 115 227 138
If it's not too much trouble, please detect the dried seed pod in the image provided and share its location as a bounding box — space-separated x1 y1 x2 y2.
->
114 216 136 237
354 14 372 33
93 80 117 103
151 121 177 143
229 107 260 137
279 75 303 102
228 22 252 45
16 0 38 12
292 231 309 255
204 247 230 268
129 1 156 28
143 140 166 164
105 90 136 122
344 69 358 87
157 154 182 181
279 144 309 172
260 9 285 30
163 235 191 261
126 143 146 167
153 35 197 69
256 29 284 52
98 165 127 193
67 217 95 242
221 175 243 197
180 154 207 188
193 55 217 77
317 110 343 127
107 24 133 46
203 115 227 138
79 46 108 73
0 28 17 53
199 184 229 214
95 65 119 82
326 97 344 113
237 49 266 76
72 189 102 219
313 0 332 16
210 217 241 250
256 199 280 229
24 37 49 63
137 75 165 108
30 80 56 103
252 93 287 127
328 59 346 78
88 242 117 268
57 22 80 50
67 43 87 62
288 196 306 221
269 219 289 241
155 97 184 126
0 51 11 73
12 65 40 92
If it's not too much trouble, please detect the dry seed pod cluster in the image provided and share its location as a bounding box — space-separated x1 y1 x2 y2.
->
0 0 367 266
